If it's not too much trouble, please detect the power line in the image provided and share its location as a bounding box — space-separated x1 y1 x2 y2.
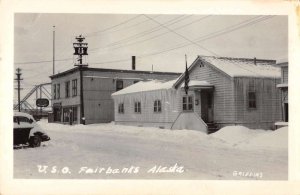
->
16 15 276 67
89 15 193 53
86 15 143 37
143 14 219 56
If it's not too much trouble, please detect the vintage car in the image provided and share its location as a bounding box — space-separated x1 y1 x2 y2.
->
13 112 50 147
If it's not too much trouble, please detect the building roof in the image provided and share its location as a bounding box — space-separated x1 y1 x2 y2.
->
174 55 281 88
112 79 177 96
50 67 181 79
112 79 215 96
199 56 280 78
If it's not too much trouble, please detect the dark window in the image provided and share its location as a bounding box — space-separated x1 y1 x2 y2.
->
72 106 78 122
118 103 124 114
154 100 162 113
18 116 30 123
53 84 56 99
183 96 193 111
248 92 256 108
72 79 77 96
134 101 141 113
116 80 123 91
57 84 60 99
248 81 256 109
65 81 70 98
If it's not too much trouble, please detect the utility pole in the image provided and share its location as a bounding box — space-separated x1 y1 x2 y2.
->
53 26 55 75
15 68 23 112
73 35 88 125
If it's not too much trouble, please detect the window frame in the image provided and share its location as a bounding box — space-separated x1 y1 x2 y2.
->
57 84 60 99
248 81 257 109
65 81 70 98
116 80 124 91
134 101 141 113
118 103 124 114
53 84 56 100
182 95 194 111
153 99 162 113
72 79 77 96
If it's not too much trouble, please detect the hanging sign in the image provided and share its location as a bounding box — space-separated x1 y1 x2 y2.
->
36 98 49 107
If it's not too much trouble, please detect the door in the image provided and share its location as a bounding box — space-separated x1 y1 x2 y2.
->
201 90 213 123
284 103 288 122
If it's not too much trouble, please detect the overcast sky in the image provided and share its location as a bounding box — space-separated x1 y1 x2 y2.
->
14 13 287 101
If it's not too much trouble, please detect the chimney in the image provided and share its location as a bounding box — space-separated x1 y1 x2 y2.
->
132 56 136 70
254 57 257 65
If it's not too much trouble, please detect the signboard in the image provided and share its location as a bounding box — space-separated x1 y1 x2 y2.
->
36 98 49 107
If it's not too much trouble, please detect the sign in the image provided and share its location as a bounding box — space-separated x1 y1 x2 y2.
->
36 98 49 107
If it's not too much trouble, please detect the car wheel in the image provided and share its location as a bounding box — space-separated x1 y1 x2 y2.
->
29 135 41 147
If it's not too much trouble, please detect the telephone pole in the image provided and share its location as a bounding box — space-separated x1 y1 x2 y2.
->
73 35 88 124
53 26 55 75
15 68 23 112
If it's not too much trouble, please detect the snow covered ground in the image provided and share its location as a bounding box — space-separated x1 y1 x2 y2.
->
14 121 288 180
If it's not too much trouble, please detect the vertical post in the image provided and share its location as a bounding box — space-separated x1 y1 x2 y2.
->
15 68 22 112
53 26 55 75
79 66 85 124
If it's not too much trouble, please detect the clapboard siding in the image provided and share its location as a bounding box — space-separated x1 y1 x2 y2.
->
234 77 281 129
188 60 236 123
113 89 191 128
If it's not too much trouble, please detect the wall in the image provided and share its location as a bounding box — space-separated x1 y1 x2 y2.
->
234 77 281 129
51 71 81 124
282 66 288 84
188 60 236 124
83 70 180 124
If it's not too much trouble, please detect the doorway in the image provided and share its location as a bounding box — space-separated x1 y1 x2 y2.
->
201 90 213 123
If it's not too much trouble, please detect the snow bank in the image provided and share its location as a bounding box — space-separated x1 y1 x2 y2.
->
240 127 288 150
211 126 267 146
210 126 288 150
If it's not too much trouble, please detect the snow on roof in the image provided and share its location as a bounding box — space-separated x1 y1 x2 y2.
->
200 56 281 78
179 80 214 88
276 83 288 88
112 79 177 96
276 58 288 64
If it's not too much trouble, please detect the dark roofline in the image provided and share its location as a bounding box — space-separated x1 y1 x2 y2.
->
50 67 181 79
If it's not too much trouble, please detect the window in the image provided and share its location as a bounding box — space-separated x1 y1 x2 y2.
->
134 101 141 113
183 96 193 111
57 84 60 99
53 84 56 99
72 106 78 122
118 103 124 114
248 81 256 109
116 80 123 91
72 79 77 96
65 81 70 98
154 100 162 113
248 92 256 108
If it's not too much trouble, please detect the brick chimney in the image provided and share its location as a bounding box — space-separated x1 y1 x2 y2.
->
132 56 136 70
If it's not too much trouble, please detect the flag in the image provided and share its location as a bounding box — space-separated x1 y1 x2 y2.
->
184 54 190 95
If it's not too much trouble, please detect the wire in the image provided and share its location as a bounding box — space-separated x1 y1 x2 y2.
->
143 14 219 56
89 15 193 53
86 15 143 37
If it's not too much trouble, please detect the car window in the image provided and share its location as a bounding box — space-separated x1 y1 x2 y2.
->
18 116 30 123
13 116 18 123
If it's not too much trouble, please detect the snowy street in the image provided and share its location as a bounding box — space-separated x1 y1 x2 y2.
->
14 121 288 180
